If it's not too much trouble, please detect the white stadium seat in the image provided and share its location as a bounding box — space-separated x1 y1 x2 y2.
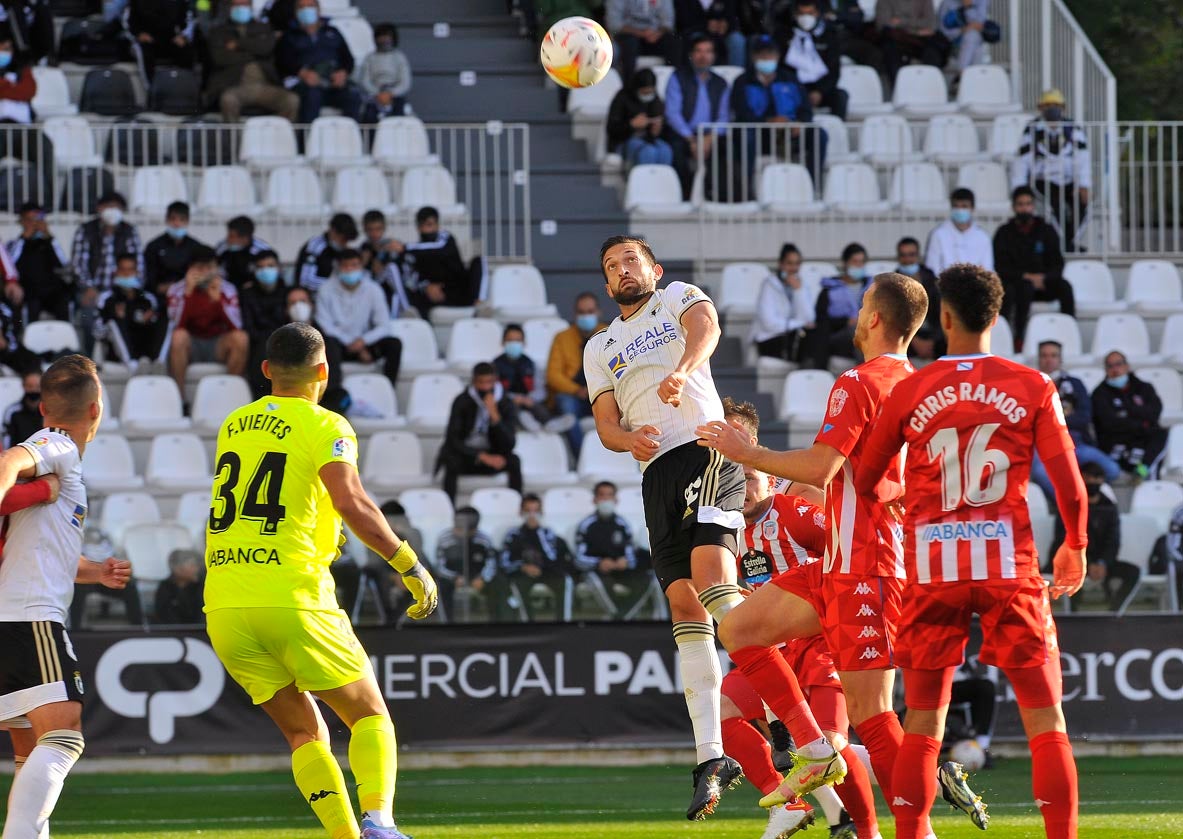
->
522 317 569 367
372 116 439 170
1163 426 1183 483
955 162 1012 214
397 488 454 560
31 67 78 117
399 165 465 217
145 433 212 492
264 166 327 219
864 260 897 277
889 162 948 213
445 318 504 373
174 490 211 545
196 166 262 217
239 116 301 168
567 68 622 117
130 166 188 216
713 65 745 87
120 376 191 433
361 430 431 494
956 65 1022 116
487 265 559 319
100 491 161 548
1130 481 1183 533
517 431 577 488
1090 314 1161 367
1160 314 1183 367
1138 368 1183 425
650 65 674 99
388 318 446 373
469 487 522 546
191 375 252 434
858 115 922 166
42 116 101 169
823 163 890 213
123 523 194 584
990 315 1016 359
759 164 824 214
625 164 692 215
717 263 768 317
306 116 371 169
1067 366 1104 393
1023 313 1084 364
343 373 405 431
811 114 857 163
1116 513 1175 614
577 434 641 487
82 435 144 493
838 65 891 116
22 321 79 355
332 166 397 216
543 486 595 546
990 113 1031 161
1063 261 1126 315
333 16 375 62
923 114 982 164
780 370 834 446
892 66 956 116
405 373 464 431
616 486 650 551
319 0 358 17
0 377 21 414
1126 260 1183 314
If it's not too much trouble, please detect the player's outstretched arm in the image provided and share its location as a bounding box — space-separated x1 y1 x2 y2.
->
321 461 438 619
660 301 721 406
75 557 132 589
696 419 845 488
0 446 37 505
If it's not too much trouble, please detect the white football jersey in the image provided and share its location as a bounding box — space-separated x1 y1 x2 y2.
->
0 429 87 623
585 282 724 470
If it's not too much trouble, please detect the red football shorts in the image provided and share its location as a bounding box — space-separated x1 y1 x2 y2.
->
720 667 766 721
770 559 825 618
781 634 839 693
820 573 902 671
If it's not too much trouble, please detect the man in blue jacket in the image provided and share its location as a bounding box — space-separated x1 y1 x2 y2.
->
275 0 362 122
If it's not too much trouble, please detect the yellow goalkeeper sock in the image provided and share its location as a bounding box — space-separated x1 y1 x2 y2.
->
349 714 397 825
291 740 358 839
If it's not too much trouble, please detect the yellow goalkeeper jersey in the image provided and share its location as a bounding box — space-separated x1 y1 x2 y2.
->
203 395 357 612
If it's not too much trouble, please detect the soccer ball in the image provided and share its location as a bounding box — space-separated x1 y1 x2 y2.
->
540 16 613 89
949 739 987 772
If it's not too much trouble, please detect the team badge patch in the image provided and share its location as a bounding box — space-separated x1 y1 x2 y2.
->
829 388 849 417
331 437 354 459
608 352 628 380
762 519 778 540
70 504 87 529
74 670 85 695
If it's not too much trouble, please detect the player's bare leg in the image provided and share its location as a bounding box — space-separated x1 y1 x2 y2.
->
4 702 83 839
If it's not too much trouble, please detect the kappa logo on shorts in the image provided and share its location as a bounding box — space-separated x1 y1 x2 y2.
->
859 647 882 660
855 604 877 617
854 582 874 596
857 625 881 639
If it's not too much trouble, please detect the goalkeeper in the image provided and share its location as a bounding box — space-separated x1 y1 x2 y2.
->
204 321 437 839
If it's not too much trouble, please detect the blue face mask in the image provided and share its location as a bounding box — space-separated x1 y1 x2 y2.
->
296 7 319 26
229 5 252 23
167 226 187 240
897 262 920 276
951 208 973 225
256 266 280 287
0 52 12 70
1106 374 1129 389
114 275 141 290
339 270 363 287
755 59 779 75
576 313 598 332
225 242 245 252
847 265 868 281
504 340 524 360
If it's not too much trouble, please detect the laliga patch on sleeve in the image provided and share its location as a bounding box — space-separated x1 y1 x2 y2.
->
331 437 354 460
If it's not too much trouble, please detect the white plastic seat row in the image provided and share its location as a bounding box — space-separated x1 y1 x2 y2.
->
840 64 1020 117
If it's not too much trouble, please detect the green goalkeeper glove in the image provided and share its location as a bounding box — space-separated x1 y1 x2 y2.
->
387 542 438 620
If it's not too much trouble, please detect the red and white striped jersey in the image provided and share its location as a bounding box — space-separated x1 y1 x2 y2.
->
860 354 1076 584
738 493 825 588
814 354 914 578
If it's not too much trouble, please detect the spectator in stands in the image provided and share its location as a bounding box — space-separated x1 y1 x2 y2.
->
260 0 294 31
2 369 39 447
275 0 362 123
489 493 575 622
0 294 34 372
98 252 160 369
777 0 849 120
750 242 815 364
894 236 943 361
206 0 298 122
166 246 248 401
0 26 35 125
1092 351 1169 479
665 34 731 199
392 207 477 317
813 242 868 366
296 212 357 294
316 248 403 401
71 191 143 291
153 549 205 625
359 209 412 316
1030 339 1120 500
8 202 69 322
144 202 207 308
357 22 412 122
434 505 497 622
0 1 54 66
994 185 1073 352
1012 88 1091 251
875 0 949 83
1053 462 1138 611
607 0 678 82
70 526 143 629
575 481 649 618
733 35 826 188
240 249 288 398
437 361 522 501
675 0 746 68
924 187 993 276
937 0 990 71
286 284 313 324
605 67 675 172
127 0 197 78
216 215 273 292
494 322 574 433
547 292 605 455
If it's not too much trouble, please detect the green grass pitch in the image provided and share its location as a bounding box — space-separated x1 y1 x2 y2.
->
7 757 1182 838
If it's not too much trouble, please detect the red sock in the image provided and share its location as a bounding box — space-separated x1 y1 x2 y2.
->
1030 731 1078 839
729 646 823 748
721 717 782 796
889 733 940 839
835 744 878 838
854 710 903 802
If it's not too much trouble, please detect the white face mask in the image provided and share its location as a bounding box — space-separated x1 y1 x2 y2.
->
100 207 123 227
596 500 616 516
289 300 313 322
797 14 817 31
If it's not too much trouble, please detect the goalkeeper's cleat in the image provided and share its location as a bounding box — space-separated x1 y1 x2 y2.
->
760 800 815 839
360 817 413 839
759 749 846 807
828 809 857 839
938 760 990 830
686 756 745 821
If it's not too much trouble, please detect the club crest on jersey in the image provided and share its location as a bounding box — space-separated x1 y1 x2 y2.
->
829 388 849 417
70 504 87 529
331 437 354 460
608 352 628 380
762 519 778 540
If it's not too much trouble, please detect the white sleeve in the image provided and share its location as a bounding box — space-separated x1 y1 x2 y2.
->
924 226 943 274
664 281 713 321
584 334 614 405
17 433 75 478
977 230 995 271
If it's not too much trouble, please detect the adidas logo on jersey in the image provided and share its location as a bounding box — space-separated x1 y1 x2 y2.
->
858 625 881 639
892 796 914 807
856 604 877 617
854 582 873 595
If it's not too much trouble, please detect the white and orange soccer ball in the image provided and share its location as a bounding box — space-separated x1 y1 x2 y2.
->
540 16 613 89
949 739 987 772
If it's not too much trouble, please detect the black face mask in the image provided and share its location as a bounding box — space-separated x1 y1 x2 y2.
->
476 388 493 398
23 391 39 405
1085 482 1104 497
1015 211 1034 224
420 231 438 243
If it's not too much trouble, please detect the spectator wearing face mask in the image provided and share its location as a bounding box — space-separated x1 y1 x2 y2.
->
574 481 649 618
281 284 351 413
71 191 143 291
1012 88 1090 251
750 242 816 364
357 22 412 122
547 292 606 455
240 249 289 398
98 252 160 369
493 322 574 434
144 202 208 308
1092 351 1169 478
812 242 869 367
216 215 274 291
296 212 357 294
432 506 498 622
895 235 943 361
487 493 575 622
937 0 991 71
605 67 674 172
359 209 413 316
924 187 993 276
389 206 477 318
436 361 522 502
166 246 248 400
275 0 363 123
206 0 299 122
776 0 849 120
7 202 69 323
0 26 35 125
3 369 41 448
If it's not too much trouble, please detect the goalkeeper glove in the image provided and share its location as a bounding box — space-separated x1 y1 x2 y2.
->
387 542 438 620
